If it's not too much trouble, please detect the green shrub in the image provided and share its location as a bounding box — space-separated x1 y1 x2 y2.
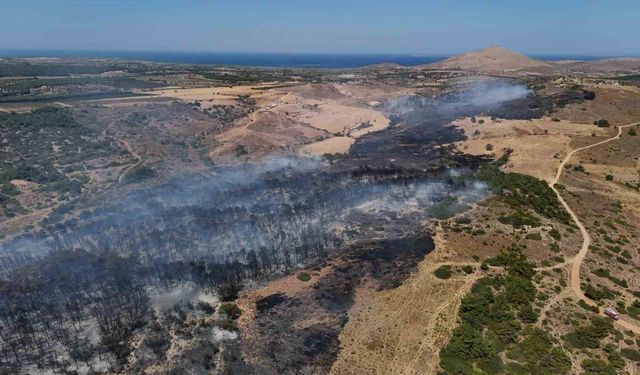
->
581 358 616 375
573 164 586 172
565 316 613 349
462 265 474 275
549 228 562 240
217 319 238 331
578 299 599 313
606 174 614 181
217 282 240 302
434 265 452 279
479 163 570 225
455 217 472 225
526 232 542 241
124 165 155 183
593 268 628 288
498 211 541 229
605 345 626 369
584 284 616 301
235 144 248 157
297 272 311 282
219 303 242 320
621 348 640 362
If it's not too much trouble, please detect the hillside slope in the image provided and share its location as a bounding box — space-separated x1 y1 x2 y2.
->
427 46 554 73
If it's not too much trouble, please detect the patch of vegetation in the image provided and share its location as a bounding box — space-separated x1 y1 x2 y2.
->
549 228 562 241
478 160 571 225
593 268 628 288
0 61 144 77
217 282 240 302
439 245 570 374
525 232 542 241
455 217 472 225
0 107 117 213
564 316 613 349
621 348 640 362
124 165 155 184
297 272 311 282
498 210 541 229
583 283 616 301
627 300 640 319
580 358 617 375
506 328 571 374
434 265 453 279
0 75 162 102
428 196 471 220
578 300 599 313
573 164 586 173
594 119 609 128
219 303 242 320
235 144 248 157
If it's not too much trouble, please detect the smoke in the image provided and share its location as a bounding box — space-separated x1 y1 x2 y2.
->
1 156 327 262
212 327 238 342
0 156 486 277
384 80 530 115
461 81 530 107
149 282 206 314
0 82 517 277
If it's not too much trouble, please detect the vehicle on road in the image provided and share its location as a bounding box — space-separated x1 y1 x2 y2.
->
604 307 620 320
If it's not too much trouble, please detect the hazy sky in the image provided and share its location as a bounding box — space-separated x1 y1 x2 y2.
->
2 0 639 55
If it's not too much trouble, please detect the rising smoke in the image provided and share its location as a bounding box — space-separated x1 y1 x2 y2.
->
385 80 530 115
0 79 532 373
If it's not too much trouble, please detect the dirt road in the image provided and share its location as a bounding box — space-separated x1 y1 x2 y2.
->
548 122 640 334
101 117 143 185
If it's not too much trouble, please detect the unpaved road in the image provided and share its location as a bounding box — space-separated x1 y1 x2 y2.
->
548 122 640 334
115 138 142 184
101 117 143 185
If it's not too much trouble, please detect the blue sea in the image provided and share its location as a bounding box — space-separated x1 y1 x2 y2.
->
0 50 625 69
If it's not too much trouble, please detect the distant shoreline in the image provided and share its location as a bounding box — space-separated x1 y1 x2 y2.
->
0 50 631 69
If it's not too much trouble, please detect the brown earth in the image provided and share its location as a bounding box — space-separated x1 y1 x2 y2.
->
452 116 607 182
551 85 640 125
427 46 554 73
330 231 479 375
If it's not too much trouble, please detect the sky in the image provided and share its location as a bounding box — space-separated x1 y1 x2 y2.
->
1 0 639 56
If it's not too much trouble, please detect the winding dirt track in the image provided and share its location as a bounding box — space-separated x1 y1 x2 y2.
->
547 122 640 334
101 117 143 185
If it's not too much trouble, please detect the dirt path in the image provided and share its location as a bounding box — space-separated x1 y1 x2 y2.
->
101 117 143 184
116 138 142 184
547 122 640 334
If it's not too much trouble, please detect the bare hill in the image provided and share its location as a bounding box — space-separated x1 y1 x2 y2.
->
557 58 640 73
426 46 554 73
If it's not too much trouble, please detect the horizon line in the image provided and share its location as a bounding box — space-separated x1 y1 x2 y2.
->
0 48 638 59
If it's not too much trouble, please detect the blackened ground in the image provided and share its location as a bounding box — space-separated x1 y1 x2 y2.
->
219 85 587 374
348 88 584 169
222 235 433 375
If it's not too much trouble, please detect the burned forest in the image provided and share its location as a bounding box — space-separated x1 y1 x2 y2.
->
0 78 590 374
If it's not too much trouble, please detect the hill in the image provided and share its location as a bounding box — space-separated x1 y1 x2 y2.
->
557 58 640 73
426 46 554 73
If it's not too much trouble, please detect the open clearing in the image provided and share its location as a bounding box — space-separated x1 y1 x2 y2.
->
453 116 609 182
